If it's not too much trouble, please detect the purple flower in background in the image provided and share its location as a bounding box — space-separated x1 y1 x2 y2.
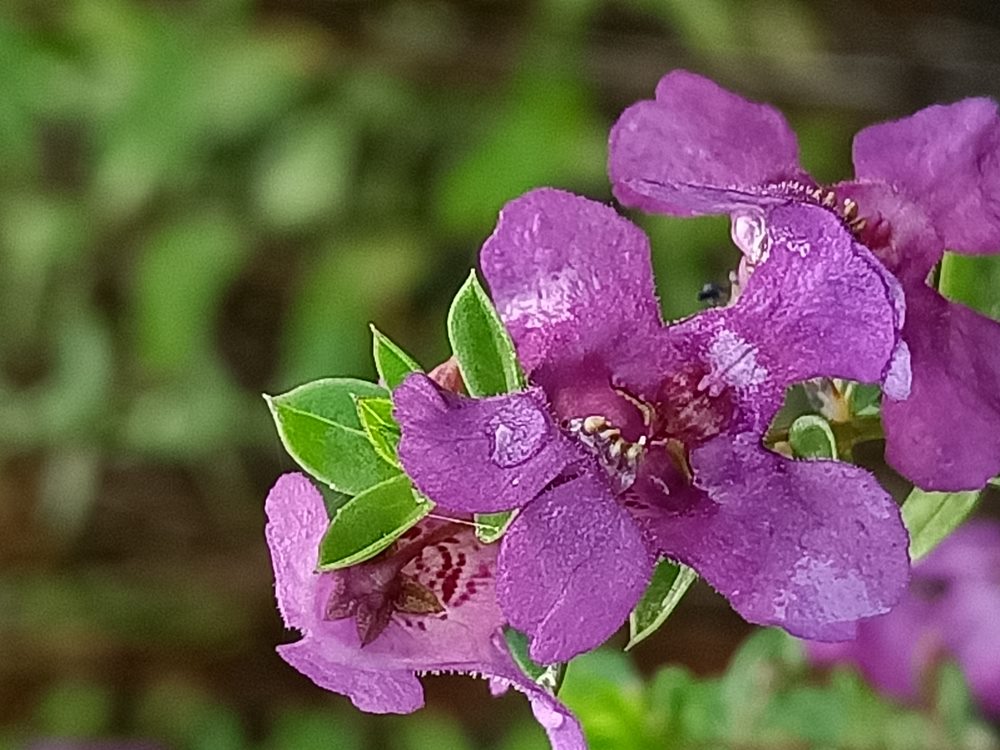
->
264 472 585 750
395 188 910 664
609 70 1000 491
806 520 1000 718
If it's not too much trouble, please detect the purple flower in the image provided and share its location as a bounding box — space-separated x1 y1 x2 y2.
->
609 70 1000 491
264 472 585 750
806 520 1000 718
395 188 910 664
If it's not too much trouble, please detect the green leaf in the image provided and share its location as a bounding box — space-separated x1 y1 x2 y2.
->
432 69 606 237
134 212 248 375
446 272 527 543
474 510 518 544
371 324 422 389
939 251 1000 321
935 661 975 741
266 378 400 494
280 231 425 386
355 395 401 466
626 559 697 650
901 487 982 561
318 475 432 570
253 109 355 230
447 271 525 397
556 650 650 749
788 414 837 460
35 680 114 737
847 382 882 417
503 626 565 694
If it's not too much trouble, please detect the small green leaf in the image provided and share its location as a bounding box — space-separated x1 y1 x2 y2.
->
266 378 400 494
474 510 518 544
847 382 882 417
371 324 422 389
936 661 974 733
355 395 401 466
788 415 837 460
901 487 982 561
447 271 525 397
939 251 1000 321
318 475 433 570
626 559 697 650
503 626 565 694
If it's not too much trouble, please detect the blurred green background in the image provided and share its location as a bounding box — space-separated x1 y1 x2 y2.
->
3 0 1000 748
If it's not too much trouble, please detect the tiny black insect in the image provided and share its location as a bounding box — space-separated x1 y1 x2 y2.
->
697 281 727 306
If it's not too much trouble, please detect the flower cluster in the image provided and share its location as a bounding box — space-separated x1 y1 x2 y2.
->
396 188 910 660
609 70 1000 491
263 71 1000 748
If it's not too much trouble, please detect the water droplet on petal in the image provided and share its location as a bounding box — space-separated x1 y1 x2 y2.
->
731 211 770 264
490 402 549 468
883 341 912 401
531 701 565 729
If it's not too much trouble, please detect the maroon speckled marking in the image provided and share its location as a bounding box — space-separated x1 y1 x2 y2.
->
441 567 462 603
400 526 422 541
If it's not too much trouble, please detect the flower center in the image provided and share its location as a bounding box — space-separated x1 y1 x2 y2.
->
564 414 647 492
565 364 735 492
323 522 466 646
648 364 735 447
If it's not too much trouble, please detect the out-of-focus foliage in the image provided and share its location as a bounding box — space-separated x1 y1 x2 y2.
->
2 0 1000 746
12 631 996 750
557 630 997 750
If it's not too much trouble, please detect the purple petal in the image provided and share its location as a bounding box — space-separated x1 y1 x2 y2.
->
488 661 588 750
941 584 1000 717
265 473 328 630
609 70 804 215
805 595 932 701
918 520 1000 580
307 519 508 665
479 188 662 375
649 203 909 431
395 374 578 513
497 472 653 663
736 204 907 395
882 283 1000 491
278 638 425 713
835 181 945 283
639 434 910 639
803 521 1000 718
388 520 507 663
528 692 588 750
852 98 1000 254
